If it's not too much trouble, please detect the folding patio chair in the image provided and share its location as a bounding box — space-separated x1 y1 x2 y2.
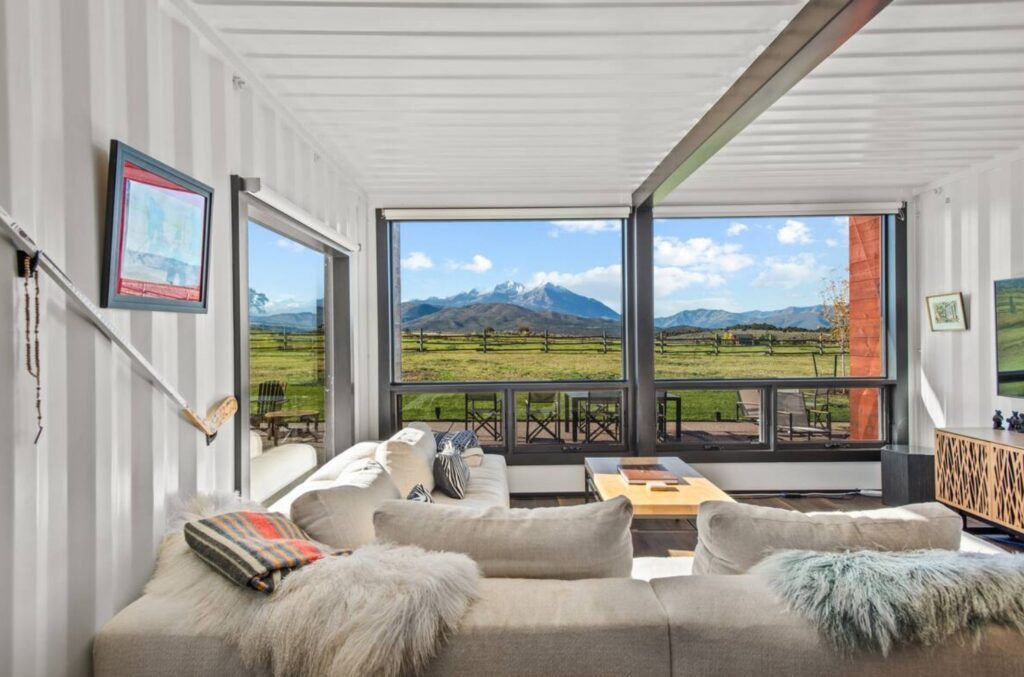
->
465 392 503 442
525 392 561 443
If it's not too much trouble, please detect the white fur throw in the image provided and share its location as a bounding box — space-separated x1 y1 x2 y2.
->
147 494 480 677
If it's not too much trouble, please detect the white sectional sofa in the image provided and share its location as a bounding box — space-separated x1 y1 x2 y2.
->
94 435 1024 677
248 431 318 505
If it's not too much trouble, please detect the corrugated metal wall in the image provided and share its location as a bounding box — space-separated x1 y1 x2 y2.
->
909 147 1024 446
0 1 372 675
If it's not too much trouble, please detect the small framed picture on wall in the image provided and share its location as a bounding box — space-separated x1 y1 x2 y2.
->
926 292 967 331
102 140 213 312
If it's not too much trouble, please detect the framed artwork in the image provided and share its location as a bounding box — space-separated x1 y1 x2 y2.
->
102 140 213 312
926 292 967 331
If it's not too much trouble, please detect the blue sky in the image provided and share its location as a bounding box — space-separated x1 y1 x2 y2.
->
248 221 324 314
398 216 851 316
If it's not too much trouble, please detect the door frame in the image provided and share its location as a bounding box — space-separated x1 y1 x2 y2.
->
231 176 355 497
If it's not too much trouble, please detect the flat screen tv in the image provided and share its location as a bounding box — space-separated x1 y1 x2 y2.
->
995 277 1024 397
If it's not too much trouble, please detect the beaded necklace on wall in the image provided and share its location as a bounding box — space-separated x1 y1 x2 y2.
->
22 254 42 443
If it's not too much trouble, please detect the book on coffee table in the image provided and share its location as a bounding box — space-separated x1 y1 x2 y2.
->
617 464 679 485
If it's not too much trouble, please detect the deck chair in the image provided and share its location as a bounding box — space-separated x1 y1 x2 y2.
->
583 392 621 443
735 389 761 423
465 392 503 442
525 392 561 443
777 389 832 440
252 380 287 426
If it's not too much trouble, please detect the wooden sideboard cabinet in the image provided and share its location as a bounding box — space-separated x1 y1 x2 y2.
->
934 428 1024 535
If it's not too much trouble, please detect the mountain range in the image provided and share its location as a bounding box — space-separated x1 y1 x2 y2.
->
403 281 828 332
249 281 830 333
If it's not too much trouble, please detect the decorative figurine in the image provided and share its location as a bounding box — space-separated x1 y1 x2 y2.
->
993 410 1004 429
1010 412 1024 433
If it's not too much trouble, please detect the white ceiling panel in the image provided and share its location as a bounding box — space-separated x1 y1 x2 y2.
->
187 0 1024 208
667 0 1024 206
188 0 804 206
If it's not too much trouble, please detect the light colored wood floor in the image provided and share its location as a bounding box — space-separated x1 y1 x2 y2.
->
510 494 1024 556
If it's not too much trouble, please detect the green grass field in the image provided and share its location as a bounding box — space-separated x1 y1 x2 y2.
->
249 329 325 414
399 332 851 382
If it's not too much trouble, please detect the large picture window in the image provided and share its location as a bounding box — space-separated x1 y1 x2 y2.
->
392 219 624 383
653 216 883 380
379 210 902 462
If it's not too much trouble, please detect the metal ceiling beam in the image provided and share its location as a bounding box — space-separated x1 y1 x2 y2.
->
631 0 892 207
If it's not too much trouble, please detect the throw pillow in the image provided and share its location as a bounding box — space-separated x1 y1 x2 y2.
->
433 448 470 499
692 500 963 575
184 511 346 593
406 484 435 503
433 429 480 453
290 458 401 550
374 497 634 579
375 422 437 495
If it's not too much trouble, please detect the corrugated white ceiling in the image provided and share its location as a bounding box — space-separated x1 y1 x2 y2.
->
673 0 1024 206
188 0 1024 208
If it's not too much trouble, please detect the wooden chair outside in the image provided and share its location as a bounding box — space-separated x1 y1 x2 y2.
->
583 392 621 443
777 389 832 440
252 380 287 426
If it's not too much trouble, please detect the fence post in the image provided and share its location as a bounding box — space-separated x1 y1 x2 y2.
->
543 329 549 353
659 332 665 355
419 328 425 352
767 333 774 355
714 332 721 355
282 329 289 351
482 330 488 353
602 331 608 353
817 332 825 355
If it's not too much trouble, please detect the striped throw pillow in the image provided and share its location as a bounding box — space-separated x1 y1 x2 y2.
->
406 483 435 503
433 448 470 499
183 511 348 593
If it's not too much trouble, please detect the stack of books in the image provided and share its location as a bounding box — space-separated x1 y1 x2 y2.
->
617 463 679 488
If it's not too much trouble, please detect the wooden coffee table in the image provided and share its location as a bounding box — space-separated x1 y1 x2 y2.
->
584 456 734 518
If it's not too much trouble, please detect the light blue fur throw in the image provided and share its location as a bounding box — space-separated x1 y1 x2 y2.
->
752 549 1024 655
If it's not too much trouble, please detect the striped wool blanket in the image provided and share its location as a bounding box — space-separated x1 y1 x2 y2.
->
183 510 348 593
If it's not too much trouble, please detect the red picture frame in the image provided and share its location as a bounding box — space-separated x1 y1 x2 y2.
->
101 140 213 312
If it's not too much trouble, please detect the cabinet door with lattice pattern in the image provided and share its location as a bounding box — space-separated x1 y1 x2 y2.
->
935 432 990 517
990 444 1024 531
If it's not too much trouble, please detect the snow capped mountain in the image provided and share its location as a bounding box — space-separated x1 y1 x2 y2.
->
410 280 620 320
405 281 827 330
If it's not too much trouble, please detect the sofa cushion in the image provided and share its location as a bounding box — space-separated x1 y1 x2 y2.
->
374 496 633 579
406 484 435 503
375 423 437 495
249 442 318 504
651 574 1024 677
432 453 509 508
433 448 470 499
290 458 401 549
424 578 671 677
307 441 380 481
692 501 963 575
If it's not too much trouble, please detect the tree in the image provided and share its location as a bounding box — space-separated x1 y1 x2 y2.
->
820 273 850 376
249 287 269 315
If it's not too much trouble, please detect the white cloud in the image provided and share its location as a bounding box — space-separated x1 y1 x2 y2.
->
401 251 434 270
550 220 621 235
654 266 725 294
777 219 813 245
753 253 826 289
529 265 622 311
451 254 493 273
653 236 754 273
825 238 839 248
263 295 315 315
726 222 749 237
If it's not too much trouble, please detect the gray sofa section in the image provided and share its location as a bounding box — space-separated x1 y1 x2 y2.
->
652 574 1024 677
94 572 1024 676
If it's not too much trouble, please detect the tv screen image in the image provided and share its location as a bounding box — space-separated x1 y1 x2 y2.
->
995 277 1024 397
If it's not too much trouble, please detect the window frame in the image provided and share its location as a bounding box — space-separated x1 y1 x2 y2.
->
376 208 908 465
232 177 355 498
